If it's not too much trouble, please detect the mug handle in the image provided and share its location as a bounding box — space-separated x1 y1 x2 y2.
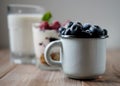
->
44 40 62 67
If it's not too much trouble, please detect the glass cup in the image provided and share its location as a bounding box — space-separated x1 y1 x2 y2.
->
32 23 61 70
7 4 45 64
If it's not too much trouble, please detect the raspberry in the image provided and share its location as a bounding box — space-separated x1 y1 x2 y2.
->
50 21 61 30
64 21 73 28
39 21 50 30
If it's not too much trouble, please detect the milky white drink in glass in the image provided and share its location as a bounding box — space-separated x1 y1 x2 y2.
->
32 22 60 70
7 4 44 64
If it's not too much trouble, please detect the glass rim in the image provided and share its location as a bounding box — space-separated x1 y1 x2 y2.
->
7 4 45 14
8 4 44 9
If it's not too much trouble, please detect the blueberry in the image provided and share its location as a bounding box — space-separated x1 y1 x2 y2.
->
59 27 66 34
103 29 108 36
86 30 92 35
83 23 91 30
94 25 101 29
68 21 74 28
61 30 66 35
76 22 82 27
70 24 82 35
80 31 91 38
90 25 103 37
64 21 73 28
65 28 71 35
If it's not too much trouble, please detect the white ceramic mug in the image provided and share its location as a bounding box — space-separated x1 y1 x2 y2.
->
44 35 108 79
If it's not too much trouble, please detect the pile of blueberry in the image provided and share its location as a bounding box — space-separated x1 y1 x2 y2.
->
59 21 108 38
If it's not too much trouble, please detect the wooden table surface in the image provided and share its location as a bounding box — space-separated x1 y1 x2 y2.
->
0 49 120 86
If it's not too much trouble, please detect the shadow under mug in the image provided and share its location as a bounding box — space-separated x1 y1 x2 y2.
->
44 35 108 79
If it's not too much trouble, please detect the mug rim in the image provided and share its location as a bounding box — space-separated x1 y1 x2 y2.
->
60 35 109 39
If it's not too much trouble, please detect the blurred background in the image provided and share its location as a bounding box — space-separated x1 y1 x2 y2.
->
0 0 120 49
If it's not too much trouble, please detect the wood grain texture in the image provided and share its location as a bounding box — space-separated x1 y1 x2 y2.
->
0 49 16 79
0 64 81 86
0 49 120 86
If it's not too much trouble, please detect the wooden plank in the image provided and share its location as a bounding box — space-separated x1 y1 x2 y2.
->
0 49 120 86
82 50 120 86
0 49 9 58
0 49 16 79
0 62 16 79
0 64 82 86
0 49 82 86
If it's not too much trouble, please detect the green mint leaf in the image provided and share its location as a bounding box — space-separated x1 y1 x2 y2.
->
41 11 52 22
